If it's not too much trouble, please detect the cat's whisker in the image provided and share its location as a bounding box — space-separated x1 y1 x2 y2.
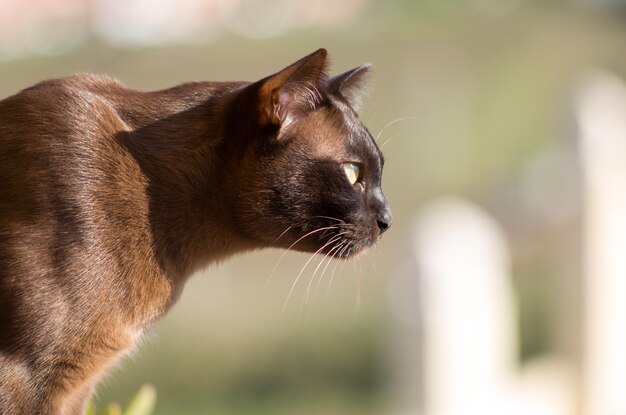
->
304 242 343 321
362 249 375 276
301 242 339 309
375 116 417 142
326 242 351 295
372 247 385 273
320 228 334 239
272 225 294 244
265 226 337 289
303 234 347 306
261 225 295 290
354 248 367 317
380 133 401 149
283 234 343 311
311 215 346 224
324 241 346 297
311 240 346 301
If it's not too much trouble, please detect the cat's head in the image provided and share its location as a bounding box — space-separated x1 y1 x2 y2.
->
225 49 391 258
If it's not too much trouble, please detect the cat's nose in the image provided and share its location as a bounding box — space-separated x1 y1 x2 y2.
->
377 207 393 234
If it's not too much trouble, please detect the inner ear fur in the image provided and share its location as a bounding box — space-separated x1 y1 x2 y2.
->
256 48 329 128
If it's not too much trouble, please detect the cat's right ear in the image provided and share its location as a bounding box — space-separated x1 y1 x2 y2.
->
255 48 329 130
328 63 372 112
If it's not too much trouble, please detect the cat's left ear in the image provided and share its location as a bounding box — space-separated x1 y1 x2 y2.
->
328 63 373 112
257 48 329 129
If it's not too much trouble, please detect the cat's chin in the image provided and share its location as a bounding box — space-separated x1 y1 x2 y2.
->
331 245 365 259
281 238 365 259
272 210 388 259
318 236 378 260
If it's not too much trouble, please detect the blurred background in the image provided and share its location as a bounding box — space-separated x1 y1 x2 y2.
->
2 0 626 414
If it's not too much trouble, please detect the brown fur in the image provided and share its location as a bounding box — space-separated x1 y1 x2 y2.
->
0 49 391 414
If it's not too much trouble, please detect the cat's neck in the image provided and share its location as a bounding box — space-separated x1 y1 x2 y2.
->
115 82 255 283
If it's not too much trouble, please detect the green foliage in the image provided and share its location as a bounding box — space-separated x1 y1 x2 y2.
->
87 385 156 415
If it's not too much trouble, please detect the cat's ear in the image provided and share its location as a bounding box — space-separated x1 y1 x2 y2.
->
257 48 328 129
328 63 372 112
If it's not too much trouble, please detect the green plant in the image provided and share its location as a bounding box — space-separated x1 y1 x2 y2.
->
86 385 156 415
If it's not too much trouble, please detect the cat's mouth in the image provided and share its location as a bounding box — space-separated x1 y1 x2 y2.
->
285 222 378 259
323 235 376 259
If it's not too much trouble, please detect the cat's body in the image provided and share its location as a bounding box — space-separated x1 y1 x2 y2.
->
0 49 391 414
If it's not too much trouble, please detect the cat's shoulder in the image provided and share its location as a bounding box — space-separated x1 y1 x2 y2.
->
1 73 130 132
21 73 124 95
1 73 121 113
15 73 127 109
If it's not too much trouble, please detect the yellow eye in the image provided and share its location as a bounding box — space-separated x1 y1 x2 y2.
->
342 162 360 185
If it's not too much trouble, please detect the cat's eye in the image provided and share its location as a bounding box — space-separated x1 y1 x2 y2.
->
342 162 361 185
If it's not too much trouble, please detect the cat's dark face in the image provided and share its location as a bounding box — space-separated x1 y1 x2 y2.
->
229 49 391 258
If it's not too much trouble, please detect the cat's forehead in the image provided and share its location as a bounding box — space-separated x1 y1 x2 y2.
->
297 98 382 169
331 98 373 143
327 98 382 169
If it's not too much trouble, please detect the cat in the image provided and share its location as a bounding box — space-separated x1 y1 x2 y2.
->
0 48 391 414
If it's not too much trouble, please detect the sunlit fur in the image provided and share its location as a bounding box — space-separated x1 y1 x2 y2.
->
0 49 390 414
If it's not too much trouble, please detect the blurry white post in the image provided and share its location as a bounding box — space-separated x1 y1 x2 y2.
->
412 198 517 415
576 71 626 415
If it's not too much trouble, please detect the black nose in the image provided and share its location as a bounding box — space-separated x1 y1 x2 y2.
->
377 208 393 233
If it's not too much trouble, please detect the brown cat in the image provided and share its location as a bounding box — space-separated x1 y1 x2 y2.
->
0 49 391 414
